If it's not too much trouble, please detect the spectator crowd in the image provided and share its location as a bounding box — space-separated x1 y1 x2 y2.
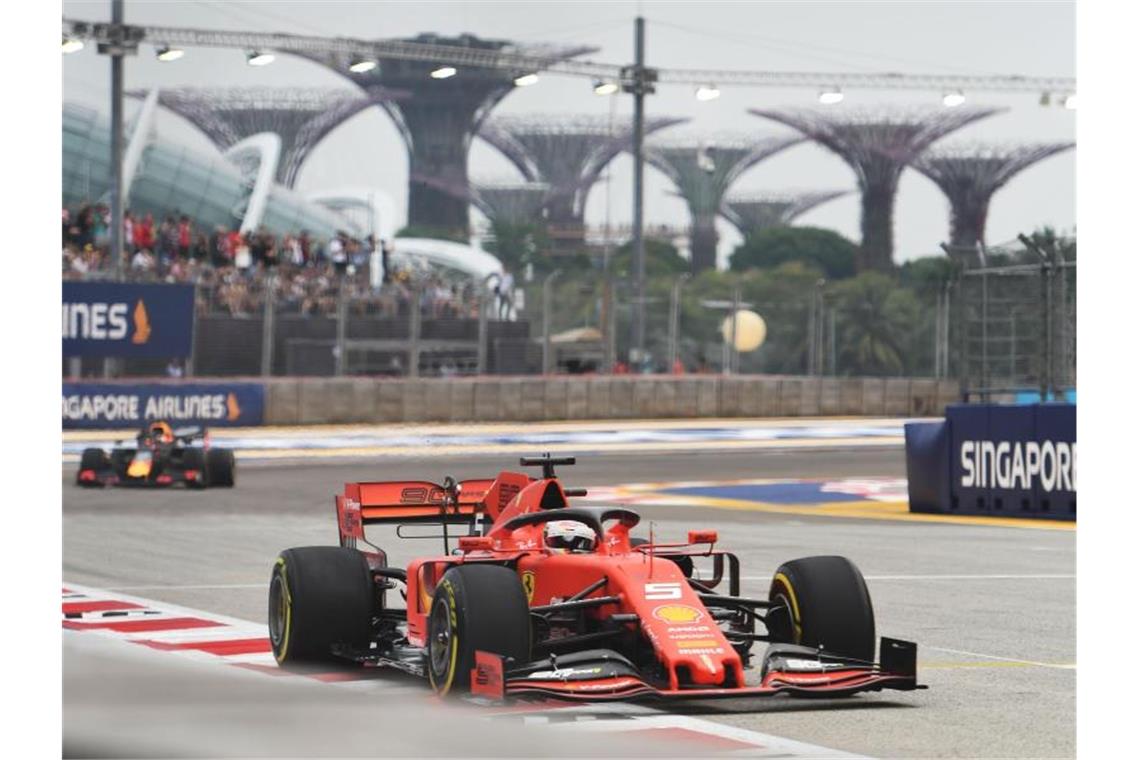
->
62 203 488 321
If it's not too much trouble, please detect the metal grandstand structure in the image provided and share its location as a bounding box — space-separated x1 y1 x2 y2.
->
913 142 1075 256
478 115 687 244
646 134 804 271
750 106 1006 271
293 34 596 237
721 189 851 238
129 87 399 189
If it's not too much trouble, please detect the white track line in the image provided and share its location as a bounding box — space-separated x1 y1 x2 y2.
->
924 645 1076 670
739 574 1074 582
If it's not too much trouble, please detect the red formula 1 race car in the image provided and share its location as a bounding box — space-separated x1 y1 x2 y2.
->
76 420 236 489
268 455 923 701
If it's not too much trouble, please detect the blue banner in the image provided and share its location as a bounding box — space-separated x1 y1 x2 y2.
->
62 382 265 429
905 403 1075 520
62 282 195 358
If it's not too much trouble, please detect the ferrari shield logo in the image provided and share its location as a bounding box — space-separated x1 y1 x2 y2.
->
521 571 536 603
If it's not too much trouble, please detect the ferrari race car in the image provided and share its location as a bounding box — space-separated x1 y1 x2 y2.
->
268 455 923 701
76 420 236 489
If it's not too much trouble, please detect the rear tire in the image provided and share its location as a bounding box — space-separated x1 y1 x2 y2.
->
77 448 108 485
182 448 209 489
767 556 876 663
268 547 374 667
426 564 530 696
207 448 236 487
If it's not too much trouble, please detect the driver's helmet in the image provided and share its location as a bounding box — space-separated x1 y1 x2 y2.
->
544 520 597 553
148 421 174 443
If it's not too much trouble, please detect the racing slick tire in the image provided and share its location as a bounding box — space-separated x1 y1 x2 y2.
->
181 448 209 489
207 448 236 487
268 547 373 667
427 564 530 697
77 448 109 485
767 556 876 664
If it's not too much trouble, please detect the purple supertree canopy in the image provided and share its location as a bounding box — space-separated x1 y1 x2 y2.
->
478 114 687 228
131 87 393 188
749 106 1006 271
912 141 1075 252
471 181 552 225
645 134 804 272
722 189 851 237
294 35 596 237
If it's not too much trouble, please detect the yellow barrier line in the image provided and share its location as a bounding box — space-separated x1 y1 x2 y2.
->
627 493 1075 531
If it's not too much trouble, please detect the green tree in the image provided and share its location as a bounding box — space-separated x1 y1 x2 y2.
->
729 226 857 279
831 272 922 376
609 239 688 278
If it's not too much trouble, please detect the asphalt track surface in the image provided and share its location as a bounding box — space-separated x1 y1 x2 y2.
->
63 445 1075 758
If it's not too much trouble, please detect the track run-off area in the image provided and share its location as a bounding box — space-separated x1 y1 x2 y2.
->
62 418 1074 758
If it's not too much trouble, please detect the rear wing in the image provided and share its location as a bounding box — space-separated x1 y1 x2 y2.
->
335 473 531 546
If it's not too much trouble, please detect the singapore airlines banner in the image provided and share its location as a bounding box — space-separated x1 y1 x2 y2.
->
62 382 265 429
62 282 195 358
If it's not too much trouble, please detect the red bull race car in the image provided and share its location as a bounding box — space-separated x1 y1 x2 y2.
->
268 455 923 701
76 420 236 489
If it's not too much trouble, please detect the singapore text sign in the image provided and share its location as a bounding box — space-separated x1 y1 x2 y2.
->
62 282 194 358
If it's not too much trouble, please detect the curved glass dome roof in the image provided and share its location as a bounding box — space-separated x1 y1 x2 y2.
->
62 102 361 239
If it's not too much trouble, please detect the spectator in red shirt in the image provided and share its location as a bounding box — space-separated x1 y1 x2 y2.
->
135 213 155 251
178 215 192 258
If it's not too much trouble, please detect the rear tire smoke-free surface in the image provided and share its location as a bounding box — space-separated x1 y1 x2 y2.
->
207 448 236 487
269 547 374 667
427 564 530 696
767 555 876 663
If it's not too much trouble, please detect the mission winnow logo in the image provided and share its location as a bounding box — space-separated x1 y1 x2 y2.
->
62 298 152 344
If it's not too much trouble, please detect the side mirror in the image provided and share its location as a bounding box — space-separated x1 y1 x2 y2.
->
688 530 717 545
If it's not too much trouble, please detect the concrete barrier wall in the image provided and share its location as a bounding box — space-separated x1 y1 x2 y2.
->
259 375 962 425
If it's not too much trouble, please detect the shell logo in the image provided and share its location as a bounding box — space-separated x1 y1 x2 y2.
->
652 604 704 624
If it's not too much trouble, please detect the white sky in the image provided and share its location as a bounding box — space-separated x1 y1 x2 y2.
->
62 0 1076 265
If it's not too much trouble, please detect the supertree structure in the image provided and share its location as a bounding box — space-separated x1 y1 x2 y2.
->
645 134 803 272
297 34 595 238
129 87 393 189
478 114 687 243
749 106 1006 271
722 189 851 238
912 141 1075 254
470 181 551 226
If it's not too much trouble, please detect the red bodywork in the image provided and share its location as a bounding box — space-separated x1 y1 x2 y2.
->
333 464 922 701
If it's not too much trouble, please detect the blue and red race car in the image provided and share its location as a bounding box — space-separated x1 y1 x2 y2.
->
76 420 235 489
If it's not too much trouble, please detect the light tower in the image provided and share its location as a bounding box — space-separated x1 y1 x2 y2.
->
645 134 803 272
298 34 595 239
912 142 1075 255
130 87 391 188
749 106 1005 271
478 114 687 246
722 189 851 238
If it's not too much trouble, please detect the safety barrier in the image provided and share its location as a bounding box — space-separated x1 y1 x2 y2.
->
905 403 1076 521
62 375 959 429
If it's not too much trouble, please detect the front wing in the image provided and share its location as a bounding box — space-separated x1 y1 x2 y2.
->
475 637 924 702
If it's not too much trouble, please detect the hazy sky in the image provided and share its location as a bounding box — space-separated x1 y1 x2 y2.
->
62 1 1076 265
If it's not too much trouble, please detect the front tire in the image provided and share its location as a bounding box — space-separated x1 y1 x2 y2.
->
182 448 209 489
207 448 236 487
268 547 374 667
77 448 108 485
766 555 876 663
426 564 530 696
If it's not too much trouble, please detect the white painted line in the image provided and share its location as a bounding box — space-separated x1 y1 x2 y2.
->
925 645 1076 670
739 574 1075 582
107 583 266 591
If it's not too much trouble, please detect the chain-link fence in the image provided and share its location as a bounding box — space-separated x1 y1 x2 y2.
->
952 248 1075 401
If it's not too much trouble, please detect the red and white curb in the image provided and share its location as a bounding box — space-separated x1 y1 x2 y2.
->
63 582 867 758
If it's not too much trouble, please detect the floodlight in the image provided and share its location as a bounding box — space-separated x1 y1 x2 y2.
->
430 66 457 79
695 85 720 101
156 46 184 62
247 51 276 66
818 87 844 105
514 73 539 87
